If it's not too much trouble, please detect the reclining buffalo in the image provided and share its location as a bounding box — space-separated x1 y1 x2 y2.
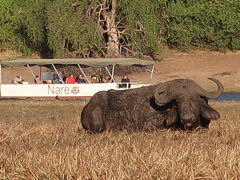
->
81 78 223 133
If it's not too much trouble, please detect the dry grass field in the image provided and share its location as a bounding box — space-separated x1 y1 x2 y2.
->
0 100 239 180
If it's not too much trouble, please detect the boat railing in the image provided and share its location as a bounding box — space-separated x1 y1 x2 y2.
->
117 82 153 89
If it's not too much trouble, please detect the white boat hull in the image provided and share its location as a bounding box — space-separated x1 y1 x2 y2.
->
0 83 151 100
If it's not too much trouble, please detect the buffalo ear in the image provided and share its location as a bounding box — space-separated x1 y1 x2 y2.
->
201 104 220 120
165 105 178 127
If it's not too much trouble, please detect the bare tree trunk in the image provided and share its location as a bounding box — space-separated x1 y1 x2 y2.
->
86 0 121 57
105 0 120 57
106 25 120 57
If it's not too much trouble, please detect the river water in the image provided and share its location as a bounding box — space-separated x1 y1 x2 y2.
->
0 93 240 101
212 93 240 101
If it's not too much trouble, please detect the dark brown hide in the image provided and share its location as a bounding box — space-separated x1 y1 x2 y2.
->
81 78 223 133
154 78 223 130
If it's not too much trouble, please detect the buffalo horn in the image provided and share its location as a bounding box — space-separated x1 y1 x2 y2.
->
196 78 224 99
153 83 172 105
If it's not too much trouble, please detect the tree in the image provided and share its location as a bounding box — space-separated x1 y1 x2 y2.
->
0 0 162 58
86 0 161 57
85 0 120 57
20 0 49 56
46 0 103 58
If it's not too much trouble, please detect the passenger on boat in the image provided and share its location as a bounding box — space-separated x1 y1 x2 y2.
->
76 75 86 83
66 74 76 84
52 74 62 84
91 75 98 83
120 75 131 88
62 76 67 83
105 76 114 83
14 75 24 84
98 75 104 83
34 75 43 84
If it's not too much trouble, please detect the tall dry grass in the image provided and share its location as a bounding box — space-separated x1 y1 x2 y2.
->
0 100 239 180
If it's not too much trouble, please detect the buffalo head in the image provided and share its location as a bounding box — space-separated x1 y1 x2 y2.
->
154 78 223 130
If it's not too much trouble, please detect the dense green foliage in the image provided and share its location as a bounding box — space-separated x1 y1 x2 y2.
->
0 0 25 51
118 0 162 56
20 0 48 55
46 0 103 58
166 0 240 51
0 0 240 57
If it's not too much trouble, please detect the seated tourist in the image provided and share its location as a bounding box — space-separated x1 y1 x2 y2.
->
14 75 23 84
52 74 62 84
98 75 104 83
120 75 131 88
34 75 43 84
76 75 86 83
91 75 98 83
105 76 114 83
66 74 76 84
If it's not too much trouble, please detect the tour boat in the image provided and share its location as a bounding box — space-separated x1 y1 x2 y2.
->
0 58 154 100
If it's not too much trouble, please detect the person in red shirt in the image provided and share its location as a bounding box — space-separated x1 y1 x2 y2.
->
66 74 76 84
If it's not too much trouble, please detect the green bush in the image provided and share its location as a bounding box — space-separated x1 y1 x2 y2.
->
118 0 162 56
0 0 27 51
164 0 240 51
1 0 240 57
47 0 103 58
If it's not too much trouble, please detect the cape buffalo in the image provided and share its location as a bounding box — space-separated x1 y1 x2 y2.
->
81 78 223 133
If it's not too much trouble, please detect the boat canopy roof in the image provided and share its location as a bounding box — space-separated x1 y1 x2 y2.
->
0 58 154 67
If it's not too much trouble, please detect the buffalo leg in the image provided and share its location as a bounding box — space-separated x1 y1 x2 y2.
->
90 106 104 133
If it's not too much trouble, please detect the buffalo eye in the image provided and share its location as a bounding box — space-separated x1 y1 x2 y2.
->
158 92 164 95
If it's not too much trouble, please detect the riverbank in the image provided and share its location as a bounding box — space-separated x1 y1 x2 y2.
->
130 50 240 92
1 50 240 92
